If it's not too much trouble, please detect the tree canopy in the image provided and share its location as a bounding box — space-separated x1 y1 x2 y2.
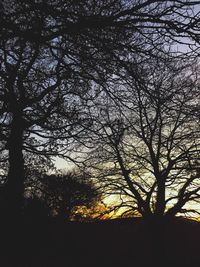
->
83 58 200 219
24 170 99 220
0 0 200 219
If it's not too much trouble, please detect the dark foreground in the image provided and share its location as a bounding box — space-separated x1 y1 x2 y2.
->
0 217 200 267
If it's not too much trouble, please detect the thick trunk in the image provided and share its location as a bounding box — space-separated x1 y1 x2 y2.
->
1 116 25 218
155 180 166 217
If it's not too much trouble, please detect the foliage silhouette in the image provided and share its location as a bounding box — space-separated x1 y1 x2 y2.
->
25 170 99 220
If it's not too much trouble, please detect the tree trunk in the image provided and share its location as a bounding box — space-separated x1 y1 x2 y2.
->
155 179 166 218
1 115 25 218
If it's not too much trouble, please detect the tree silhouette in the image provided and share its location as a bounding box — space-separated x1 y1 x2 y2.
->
25 170 99 220
0 0 200 217
0 38 87 216
84 59 200 220
1 1 200 54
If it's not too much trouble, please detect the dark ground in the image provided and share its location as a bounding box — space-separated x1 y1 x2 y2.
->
0 217 200 267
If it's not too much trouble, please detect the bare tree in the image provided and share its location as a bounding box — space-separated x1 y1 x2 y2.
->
0 0 200 218
84 59 200 220
1 1 200 55
0 37 94 216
